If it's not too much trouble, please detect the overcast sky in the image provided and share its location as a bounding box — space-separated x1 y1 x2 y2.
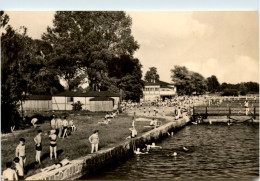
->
5 11 259 84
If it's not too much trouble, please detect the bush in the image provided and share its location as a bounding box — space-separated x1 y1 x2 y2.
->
221 89 238 96
71 101 83 111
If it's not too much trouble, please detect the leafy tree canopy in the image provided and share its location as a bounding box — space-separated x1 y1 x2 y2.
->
144 67 160 83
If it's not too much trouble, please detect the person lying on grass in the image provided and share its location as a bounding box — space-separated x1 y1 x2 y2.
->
40 156 70 172
98 118 109 125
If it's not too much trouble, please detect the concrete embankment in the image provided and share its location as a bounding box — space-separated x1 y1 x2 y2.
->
25 118 188 180
204 116 259 123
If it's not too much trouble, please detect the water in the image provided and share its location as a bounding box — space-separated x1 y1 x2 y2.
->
82 124 259 180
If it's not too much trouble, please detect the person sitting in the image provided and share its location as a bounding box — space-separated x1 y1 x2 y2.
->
134 148 148 155
126 127 137 139
105 112 112 119
68 119 76 132
41 156 70 172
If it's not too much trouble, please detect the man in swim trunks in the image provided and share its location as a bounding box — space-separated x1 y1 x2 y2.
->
62 116 69 138
34 130 42 163
50 116 56 130
15 138 26 169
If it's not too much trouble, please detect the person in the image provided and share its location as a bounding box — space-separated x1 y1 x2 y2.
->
105 112 111 119
15 138 26 169
146 142 162 149
98 118 109 125
31 118 38 128
62 116 69 138
50 116 56 130
89 130 99 153
34 130 43 164
148 107 151 115
132 117 135 128
244 100 249 115
56 116 63 138
126 126 138 139
49 129 57 160
2 162 18 180
13 157 24 180
134 148 148 155
41 156 70 172
68 119 76 132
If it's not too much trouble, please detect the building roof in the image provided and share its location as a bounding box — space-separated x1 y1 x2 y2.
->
145 80 174 88
90 97 114 101
27 95 52 100
53 91 120 97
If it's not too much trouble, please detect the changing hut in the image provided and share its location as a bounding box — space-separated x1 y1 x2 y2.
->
22 95 52 111
52 91 120 111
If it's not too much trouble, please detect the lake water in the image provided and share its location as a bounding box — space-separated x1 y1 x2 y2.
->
82 123 259 180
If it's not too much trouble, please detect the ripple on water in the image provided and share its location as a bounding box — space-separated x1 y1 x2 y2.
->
82 124 259 180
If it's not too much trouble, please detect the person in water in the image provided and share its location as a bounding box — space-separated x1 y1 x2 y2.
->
41 156 70 172
89 130 99 153
146 143 162 149
134 148 148 155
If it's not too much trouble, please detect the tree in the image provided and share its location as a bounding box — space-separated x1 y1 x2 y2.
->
239 83 247 95
171 65 207 95
207 75 220 93
42 11 139 90
144 67 160 83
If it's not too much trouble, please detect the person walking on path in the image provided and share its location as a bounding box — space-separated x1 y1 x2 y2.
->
34 130 43 164
89 130 99 153
2 162 18 180
49 130 57 160
15 138 26 169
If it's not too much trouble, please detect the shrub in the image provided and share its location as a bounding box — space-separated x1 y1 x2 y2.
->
72 101 83 111
221 89 238 96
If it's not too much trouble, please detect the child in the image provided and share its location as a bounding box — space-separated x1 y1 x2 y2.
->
13 157 24 180
34 130 42 163
31 118 38 128
2 162 18 180
89 130 99 153
15 138 26 168
41 156 70 172
49 130 57 160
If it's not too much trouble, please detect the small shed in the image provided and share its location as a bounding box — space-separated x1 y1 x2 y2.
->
89 97 114 112
22 95 52 111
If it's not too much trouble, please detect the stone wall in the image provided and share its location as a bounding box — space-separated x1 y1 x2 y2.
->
25 118 188 180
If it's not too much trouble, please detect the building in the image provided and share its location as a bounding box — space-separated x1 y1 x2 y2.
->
52 91 120 111
143 80 177 102
22 95 52 111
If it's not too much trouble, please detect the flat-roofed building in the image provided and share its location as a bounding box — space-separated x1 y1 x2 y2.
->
143 80 177 102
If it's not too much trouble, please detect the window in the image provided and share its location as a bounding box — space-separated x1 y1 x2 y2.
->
67 97 74 102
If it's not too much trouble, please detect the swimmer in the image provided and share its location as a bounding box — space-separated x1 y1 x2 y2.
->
134 148 148 155
41 156 70 172
147 143 162 149
167 152 177 157
183 146 189 151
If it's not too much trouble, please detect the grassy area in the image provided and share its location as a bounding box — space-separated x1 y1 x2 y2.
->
1 112 168 177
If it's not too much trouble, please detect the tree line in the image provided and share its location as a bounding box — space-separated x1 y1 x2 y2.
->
145 66 259 96
1 11 144 132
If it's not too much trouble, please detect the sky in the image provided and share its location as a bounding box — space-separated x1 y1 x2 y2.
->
5 11 259 84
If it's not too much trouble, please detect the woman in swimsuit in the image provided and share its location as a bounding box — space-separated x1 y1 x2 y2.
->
89 130 99 153
49 129 57 160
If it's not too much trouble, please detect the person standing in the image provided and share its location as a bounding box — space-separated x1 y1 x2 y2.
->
49 130 57 160
56 116 63 138
89 130 99 153
15 138 26 169
34 130 42 164
2 162 18 180
50 116 56 130
244 100 249 115
62 116 69 138
13 157 24 180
